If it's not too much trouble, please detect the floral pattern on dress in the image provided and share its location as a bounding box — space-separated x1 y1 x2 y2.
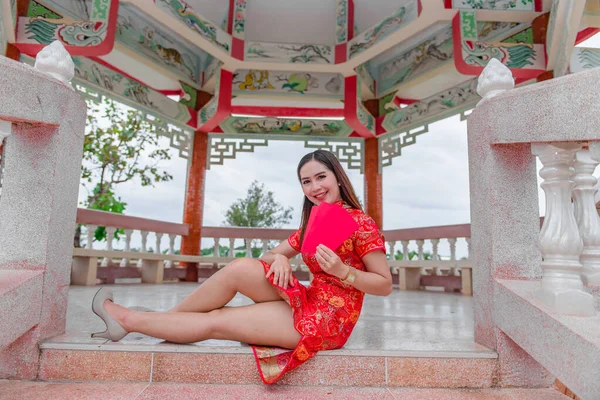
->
252 201 386 384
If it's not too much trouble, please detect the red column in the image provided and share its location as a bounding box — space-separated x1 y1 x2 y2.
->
180 90 212 281
180 131 209 281
363 100 383 229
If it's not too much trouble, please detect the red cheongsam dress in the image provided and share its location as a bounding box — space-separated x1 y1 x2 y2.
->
252 201 386 384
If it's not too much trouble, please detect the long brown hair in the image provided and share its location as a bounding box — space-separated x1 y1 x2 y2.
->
296 150 362 244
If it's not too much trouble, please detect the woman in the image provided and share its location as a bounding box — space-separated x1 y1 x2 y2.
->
91 149 392 384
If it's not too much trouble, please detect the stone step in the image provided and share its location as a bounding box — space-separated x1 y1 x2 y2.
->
0 380 572 400
38 341 500 388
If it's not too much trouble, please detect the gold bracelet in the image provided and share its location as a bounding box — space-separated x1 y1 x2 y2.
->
341 266 358 285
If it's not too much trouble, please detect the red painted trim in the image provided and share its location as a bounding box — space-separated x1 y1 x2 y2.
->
417 0 423 15
534 0 542 12
348 0 355 40
452 12 546 79
227 0 234 34
212 126 224 133
90 57 163 93
15 0 118 57
198 69 233 133
335 44 347 64
231 106 344 118
444 0 452 9
159 89 184 96
232 37 244 60
575 28 600 45
344 75 375 138
349 132 361 138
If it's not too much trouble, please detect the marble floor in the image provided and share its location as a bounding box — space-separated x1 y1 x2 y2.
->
51 282 493 356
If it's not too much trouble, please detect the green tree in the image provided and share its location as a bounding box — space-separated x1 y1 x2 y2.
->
224 180 293 228
76 98 173 247
224 181 293 254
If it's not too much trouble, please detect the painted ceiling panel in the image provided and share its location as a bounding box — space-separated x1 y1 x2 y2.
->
353 0 410 34
244 0 336 44
183 0 230 28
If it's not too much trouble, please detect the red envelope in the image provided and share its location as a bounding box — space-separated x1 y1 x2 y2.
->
301 202 359 254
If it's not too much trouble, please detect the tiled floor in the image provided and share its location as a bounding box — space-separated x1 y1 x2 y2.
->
53 282 492 355
0 381 571 400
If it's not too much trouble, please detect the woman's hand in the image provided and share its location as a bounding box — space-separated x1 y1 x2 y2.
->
315 244 350 279
265 253 295 289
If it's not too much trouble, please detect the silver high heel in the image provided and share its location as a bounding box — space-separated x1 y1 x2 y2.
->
91 287 128 341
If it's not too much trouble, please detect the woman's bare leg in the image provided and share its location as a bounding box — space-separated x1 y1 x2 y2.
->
169 258 282 313
106 300 301 348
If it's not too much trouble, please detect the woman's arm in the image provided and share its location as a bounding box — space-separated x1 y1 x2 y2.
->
347 250 392 296
259 239 299 266
315 246 392 296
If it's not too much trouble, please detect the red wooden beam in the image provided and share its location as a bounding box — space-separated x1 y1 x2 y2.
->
575 28 600 45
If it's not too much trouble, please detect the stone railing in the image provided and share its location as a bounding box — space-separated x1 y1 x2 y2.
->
467 59 600 398
72 208 474 294
0 43 87 379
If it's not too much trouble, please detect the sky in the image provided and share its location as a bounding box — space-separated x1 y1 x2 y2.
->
78 34 600 259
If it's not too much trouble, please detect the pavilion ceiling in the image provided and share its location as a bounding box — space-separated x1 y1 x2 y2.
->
4 0 600 168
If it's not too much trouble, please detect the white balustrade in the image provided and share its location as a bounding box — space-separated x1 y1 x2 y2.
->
401 240 410 261
86 225 96 249
532 142 595 316
214 238 221 258
155 232 163 255
246 239 252 258
137 230 149 268
262 240 268 256
448 238 458 276
165 233 177 268
431 239 441 275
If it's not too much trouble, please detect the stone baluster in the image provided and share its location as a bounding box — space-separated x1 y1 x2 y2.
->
101 226 116 267
532 142 594 316
229 238 235 257
262 240 269 256
86 225 96 249
214 238 221 258
574 146 600 285
137 230 149 268
401 240 410 260
448 238 458 276
431 239 441 275
466 237 472 259
119 229 133 267
155 232 163 255
416 239 427 275
388 240 396 261
246 239 252 258
165 233 176 268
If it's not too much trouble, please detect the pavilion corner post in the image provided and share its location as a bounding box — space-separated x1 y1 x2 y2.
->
363 99 382 229
180 131 209 282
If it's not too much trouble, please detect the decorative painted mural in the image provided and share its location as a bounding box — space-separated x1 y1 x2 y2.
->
336 0 349 44
232 70 344 98
355 75 375 134
232 0 246 40
245 42 333 64
570 47 600 73
17 0 115 50
179 80 197 109
462 41 542 69
221 117 353 137
356 64 376 95
203 58 221 86
382 78 479 133
349 1 419 59
199 68 221 125
71 56 194 127
116 3 203 85
154 0 231 54
451 0 535 10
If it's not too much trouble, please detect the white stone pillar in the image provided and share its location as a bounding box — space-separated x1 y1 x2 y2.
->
165 233 176 268
262 240 268 256
86 225 97 249
431 239 441 275
119 229 133 267
401 240 410 260
155 233 163 255
532 142 595 316
213 238 220 258
246 239 252 258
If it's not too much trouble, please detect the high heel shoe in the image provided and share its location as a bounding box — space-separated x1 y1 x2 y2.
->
91 287 128 341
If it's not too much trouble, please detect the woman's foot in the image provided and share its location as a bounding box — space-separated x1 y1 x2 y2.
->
91 288 131 341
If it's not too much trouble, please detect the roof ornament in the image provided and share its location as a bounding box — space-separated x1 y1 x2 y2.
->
34 40 75 88
476 58 514 107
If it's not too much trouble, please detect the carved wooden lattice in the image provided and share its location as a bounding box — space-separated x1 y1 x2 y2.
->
208 135 364 172
379 125 429 172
